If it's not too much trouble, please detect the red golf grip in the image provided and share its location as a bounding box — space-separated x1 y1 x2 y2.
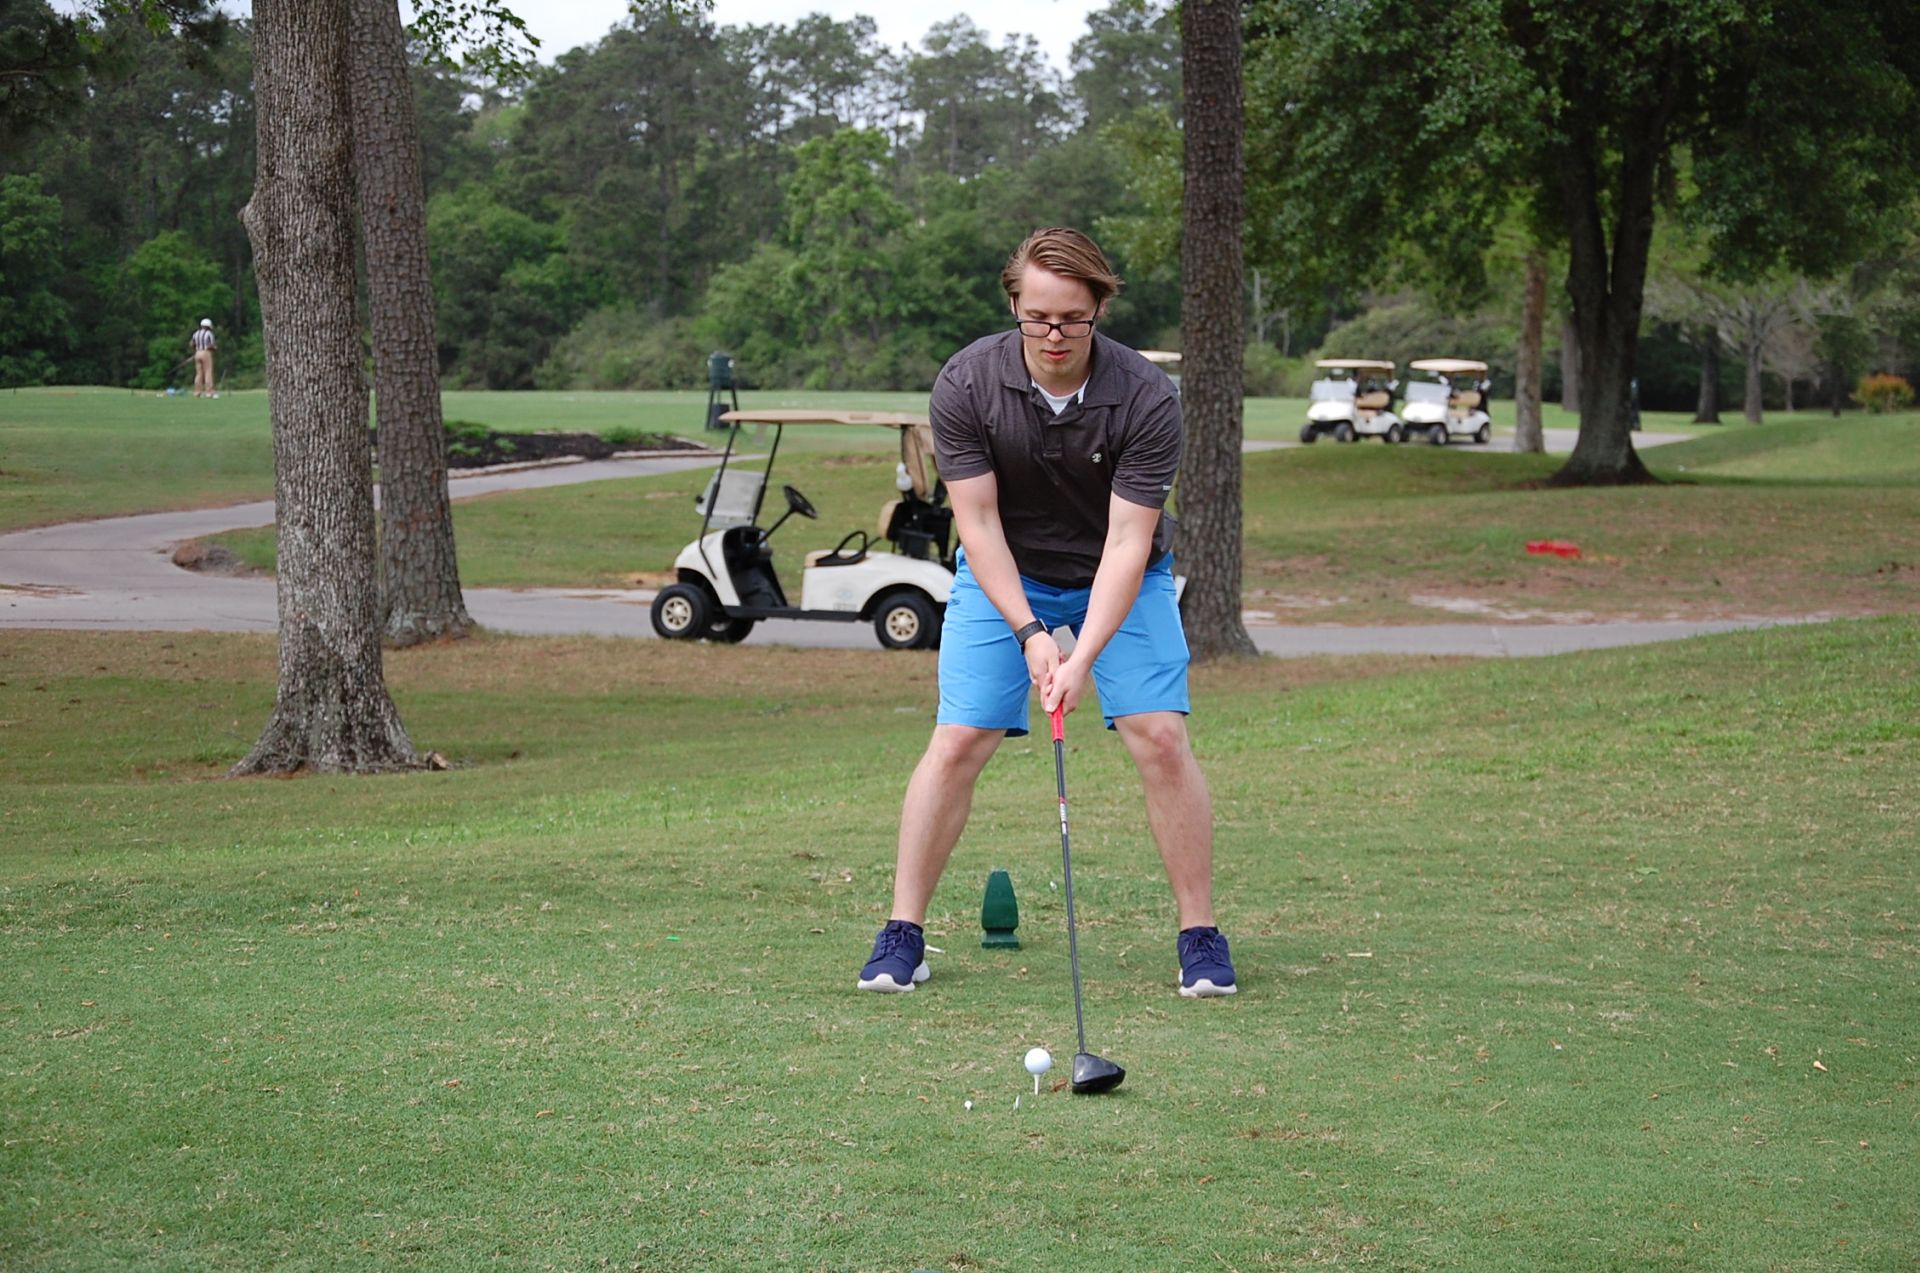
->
1050 704 1065 743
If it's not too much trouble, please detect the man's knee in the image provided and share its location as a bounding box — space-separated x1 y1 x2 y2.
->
921 724 1002 778
1116 712 1193 774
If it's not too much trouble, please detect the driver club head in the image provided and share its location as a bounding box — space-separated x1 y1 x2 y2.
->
1070 1051 1126 1095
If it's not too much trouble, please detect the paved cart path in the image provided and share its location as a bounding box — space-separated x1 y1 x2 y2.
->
4 431 1800 656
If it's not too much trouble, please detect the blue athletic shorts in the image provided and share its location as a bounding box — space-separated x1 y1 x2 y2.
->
936 551 1190 736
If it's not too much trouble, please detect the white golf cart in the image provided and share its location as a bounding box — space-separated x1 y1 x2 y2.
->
649 409 955 651
1401 358 1493 445
1301 359 1403 443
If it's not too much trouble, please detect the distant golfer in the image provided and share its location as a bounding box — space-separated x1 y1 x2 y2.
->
857 226 1236 999
190 318 217 398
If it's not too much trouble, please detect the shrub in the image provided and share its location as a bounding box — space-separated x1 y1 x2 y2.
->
1244 344 1317 397
535 310 711 390
1852 373 1915 414
441 418 491 464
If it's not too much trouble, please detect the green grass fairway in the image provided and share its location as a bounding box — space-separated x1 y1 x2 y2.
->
10 387 1915 620
1234 413 1920 622
0 384 1689 533
198 410 1920 624
0 387 275 529
0 388 928 532
2 619 1916 1270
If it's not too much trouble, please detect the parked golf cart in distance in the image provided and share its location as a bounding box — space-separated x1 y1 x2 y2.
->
1301 359 1403 443
1401 358 1493 445
649 410 955 651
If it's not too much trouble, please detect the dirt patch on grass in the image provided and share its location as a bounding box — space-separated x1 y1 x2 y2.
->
171 539 262 576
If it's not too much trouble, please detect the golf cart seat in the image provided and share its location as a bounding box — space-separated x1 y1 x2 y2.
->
880 495 953 565
1450 388 1483 409
1355 388 1392 410
807 530 869 568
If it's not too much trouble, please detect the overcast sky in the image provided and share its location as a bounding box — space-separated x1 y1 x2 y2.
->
53 1 1104 76
401 0 1103 74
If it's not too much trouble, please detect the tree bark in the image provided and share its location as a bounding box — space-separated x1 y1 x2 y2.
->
1742 339 1765 423
1557 313 1581 415
1693 335 1721 423
1176 0 1256 660
235 0 418 775
1547 110 1662 487
1513 247 1547 454
349 0 472 646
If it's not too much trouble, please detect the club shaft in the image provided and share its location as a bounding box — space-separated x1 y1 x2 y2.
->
1053 734 1089 1057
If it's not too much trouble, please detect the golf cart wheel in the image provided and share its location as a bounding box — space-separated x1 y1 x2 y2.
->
1299 425 1317 444
1428 424 1449 446
874 590 939 651
650 583 711 640
1475 423 1491 445
1334 422 1356 443
707 616 756 643
1386 424 1405 444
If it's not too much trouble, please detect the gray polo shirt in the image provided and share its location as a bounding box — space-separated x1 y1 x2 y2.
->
931 329 1182 588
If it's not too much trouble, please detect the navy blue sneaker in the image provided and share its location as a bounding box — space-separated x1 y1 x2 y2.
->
857 919 929 992
1178 926 1237 998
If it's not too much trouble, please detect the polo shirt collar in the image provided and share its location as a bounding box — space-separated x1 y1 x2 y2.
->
993 328 1129 408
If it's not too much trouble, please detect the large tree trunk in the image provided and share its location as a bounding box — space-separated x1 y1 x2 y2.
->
1513 247 1547 454
1742 340 1765 423
349 0 472 646
235 0 418 775
1549 119 1660 487
1829 361 1844 416
1694 335 1721 422
1177 0 1256 660
1558 313 1581 414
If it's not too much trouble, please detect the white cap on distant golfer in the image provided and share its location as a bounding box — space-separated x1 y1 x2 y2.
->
200 319 212 327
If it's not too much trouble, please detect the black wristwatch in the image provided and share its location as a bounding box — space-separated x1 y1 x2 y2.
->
1013 620 1047 650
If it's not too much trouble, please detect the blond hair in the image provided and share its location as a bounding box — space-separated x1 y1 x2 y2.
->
1001 227 1123 307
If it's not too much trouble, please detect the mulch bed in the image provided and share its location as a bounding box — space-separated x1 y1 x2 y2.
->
446 430 709 470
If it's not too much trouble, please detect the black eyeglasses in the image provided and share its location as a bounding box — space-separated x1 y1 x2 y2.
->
1014 319 1096 340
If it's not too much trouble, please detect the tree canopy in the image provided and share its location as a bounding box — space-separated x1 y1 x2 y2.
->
1243 0 1920 481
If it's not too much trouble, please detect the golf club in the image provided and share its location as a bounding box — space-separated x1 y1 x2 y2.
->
1050 703 1125 1095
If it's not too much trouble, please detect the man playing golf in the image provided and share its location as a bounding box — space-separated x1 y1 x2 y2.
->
858 226 1236 1000
190 319 218 398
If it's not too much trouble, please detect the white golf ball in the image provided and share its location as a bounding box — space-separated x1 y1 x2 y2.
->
963 1099 973 1110
1024 1047 1053 1076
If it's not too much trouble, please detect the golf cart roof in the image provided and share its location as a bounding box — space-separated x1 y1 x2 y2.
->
715 409 931 428
1138 350 1182 365
1409 359 1489 374
715 409 940 501
1315 359 1396 372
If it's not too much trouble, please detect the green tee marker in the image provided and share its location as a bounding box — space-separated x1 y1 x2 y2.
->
981 868 1020 948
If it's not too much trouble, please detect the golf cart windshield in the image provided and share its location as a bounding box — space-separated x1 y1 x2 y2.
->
1403 380 1450 406
1310 378 1357 402
712 408 939 498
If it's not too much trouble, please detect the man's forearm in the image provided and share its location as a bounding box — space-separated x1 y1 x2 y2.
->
1068 536 1152 666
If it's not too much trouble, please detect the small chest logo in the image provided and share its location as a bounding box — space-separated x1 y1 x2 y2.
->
1090 451 1103 464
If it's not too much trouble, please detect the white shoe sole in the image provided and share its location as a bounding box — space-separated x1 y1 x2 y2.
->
857 961 930 992
1179 977 1237 998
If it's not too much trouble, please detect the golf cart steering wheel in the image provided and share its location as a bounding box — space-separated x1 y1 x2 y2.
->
783 484 819 520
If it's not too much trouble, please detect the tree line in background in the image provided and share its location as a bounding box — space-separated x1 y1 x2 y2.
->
5 0 1917 417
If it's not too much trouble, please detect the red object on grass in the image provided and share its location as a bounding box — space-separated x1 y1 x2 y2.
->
1525 540 1583 558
